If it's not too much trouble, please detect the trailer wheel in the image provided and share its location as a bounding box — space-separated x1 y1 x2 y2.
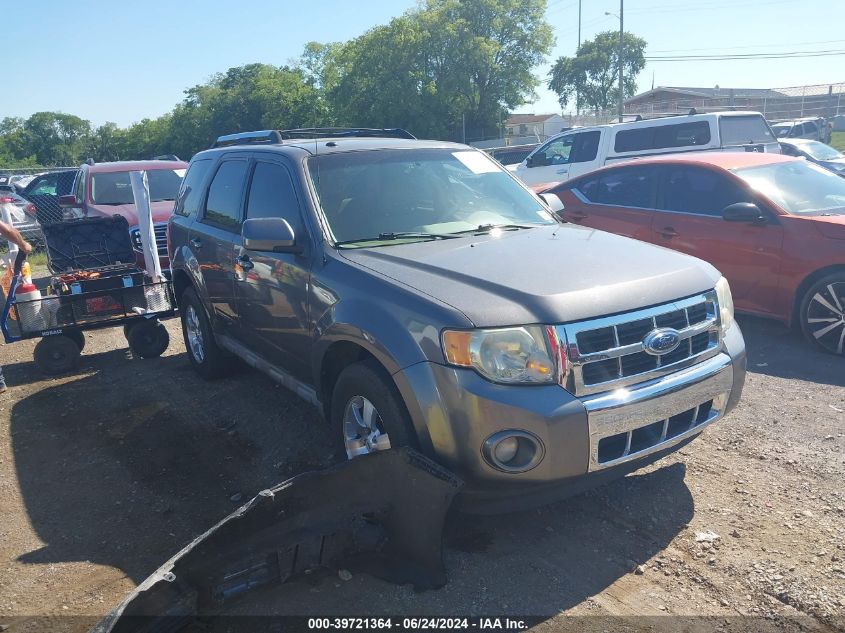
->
34 335 81 375
64 329 86 351
127 320 170 358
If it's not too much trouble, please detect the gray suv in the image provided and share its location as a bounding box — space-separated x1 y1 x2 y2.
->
168 128 746 512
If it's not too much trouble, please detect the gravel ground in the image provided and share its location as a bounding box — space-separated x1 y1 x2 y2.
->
0 313 843 632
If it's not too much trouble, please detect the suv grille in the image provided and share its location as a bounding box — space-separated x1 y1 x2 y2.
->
130 224 168 257
557 292 721 397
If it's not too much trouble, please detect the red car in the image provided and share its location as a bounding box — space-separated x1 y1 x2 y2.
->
543 153 845 355
60 159 188 270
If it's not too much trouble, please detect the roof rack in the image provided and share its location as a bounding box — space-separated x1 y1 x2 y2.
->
632 108 698 122
279 127 416 140
212 130 285 148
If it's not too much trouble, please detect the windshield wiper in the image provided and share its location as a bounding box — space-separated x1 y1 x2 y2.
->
335 231 458 246
449 223 546 235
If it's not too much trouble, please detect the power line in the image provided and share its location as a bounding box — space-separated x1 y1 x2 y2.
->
648 38 845 54
646 50 845 62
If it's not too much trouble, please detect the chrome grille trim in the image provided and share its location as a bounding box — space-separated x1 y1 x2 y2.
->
130 223 169 257
555 291 721 397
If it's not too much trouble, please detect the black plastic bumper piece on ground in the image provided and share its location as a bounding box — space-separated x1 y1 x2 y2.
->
91 448 462 633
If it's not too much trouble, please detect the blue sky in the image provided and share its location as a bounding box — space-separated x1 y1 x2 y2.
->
5 0 844 126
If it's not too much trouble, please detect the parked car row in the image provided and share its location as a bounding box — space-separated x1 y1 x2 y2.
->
2 158 186 272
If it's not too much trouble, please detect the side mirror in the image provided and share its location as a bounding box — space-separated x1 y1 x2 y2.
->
722 202 766 224
241 217 302 253
540 192 564 214
59 194 79 208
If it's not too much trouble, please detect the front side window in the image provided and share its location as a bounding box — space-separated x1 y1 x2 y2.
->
533 136 575 166
204 160 248 230
90 169 184 205
308 149 554 245
175 159 213 218
660 166 750 216
734 160 845 216
246 162 304 236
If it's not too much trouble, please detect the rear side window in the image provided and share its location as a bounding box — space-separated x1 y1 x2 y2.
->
614 121 711 153
571 131 601 163
245 162 304 236
719 115 775 146
659 166 750 216
577 167 657 208
204 160 248 230
175 158 213 218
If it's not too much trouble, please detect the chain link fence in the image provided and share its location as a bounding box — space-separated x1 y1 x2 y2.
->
621 82 845 124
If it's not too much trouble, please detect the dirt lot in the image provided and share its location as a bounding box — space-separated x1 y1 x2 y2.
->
0 313 843 632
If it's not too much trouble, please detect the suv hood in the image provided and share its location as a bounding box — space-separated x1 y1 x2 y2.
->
339 225 721 326
87 200 175 225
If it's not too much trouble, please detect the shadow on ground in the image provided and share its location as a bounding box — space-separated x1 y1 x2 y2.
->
738 315 845 387
8 343 694 619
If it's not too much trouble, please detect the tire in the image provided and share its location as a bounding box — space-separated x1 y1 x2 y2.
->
64 329 86 351
799 272 845 355
180 288 231 379
127 320 170 359
330 359 416 460
34 335 81 375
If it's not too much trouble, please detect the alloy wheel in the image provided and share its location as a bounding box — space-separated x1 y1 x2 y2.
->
185 305 205 363
342 395 391 458
806 282 845 355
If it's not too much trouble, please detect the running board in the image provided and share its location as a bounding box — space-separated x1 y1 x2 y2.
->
217 333 320 408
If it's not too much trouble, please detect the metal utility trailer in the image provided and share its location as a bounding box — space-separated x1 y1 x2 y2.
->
1 217 176 375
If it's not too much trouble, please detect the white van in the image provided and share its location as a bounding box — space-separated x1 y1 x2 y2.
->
512 111 779 187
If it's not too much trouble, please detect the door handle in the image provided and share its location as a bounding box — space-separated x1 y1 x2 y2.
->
658 226 679 238
235 254 254 272
556 168 569 175
189 237 203 249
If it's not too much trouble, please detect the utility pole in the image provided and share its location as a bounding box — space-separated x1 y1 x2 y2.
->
618 0 624 122
606 1 625 123
575 0 581 118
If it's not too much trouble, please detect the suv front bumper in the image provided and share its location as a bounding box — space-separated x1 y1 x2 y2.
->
393 324 745 512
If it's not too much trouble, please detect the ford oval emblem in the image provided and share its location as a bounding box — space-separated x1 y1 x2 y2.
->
642 328 682 356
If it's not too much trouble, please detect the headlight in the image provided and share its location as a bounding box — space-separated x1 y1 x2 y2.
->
442 325 564 384
715 277 734 332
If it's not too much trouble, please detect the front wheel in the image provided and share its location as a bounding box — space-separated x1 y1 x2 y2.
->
127 320 170 358
799 273 845 355
179 288 232 379
34 335 81 375
330 360 416 459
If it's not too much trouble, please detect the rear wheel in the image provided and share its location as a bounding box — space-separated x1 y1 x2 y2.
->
34 335 81 375
127 320 170 358
180 288 231 379
799 273 845 355
64 329 85 352
330 359 416 459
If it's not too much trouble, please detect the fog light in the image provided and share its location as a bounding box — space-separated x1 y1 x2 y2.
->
482 430 545 473
493 437 519 464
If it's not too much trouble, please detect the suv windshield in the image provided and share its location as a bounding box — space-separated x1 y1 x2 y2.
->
308 148 555 245
771 123 793 138
719 115 776 146
734 160 845 216
91 169 185 205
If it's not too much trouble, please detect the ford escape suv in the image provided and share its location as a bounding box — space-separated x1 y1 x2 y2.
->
168 128 746 512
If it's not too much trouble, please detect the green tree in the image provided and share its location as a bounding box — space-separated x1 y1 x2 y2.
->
22 112 93 166
325 0 553 140
548 31 646 113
